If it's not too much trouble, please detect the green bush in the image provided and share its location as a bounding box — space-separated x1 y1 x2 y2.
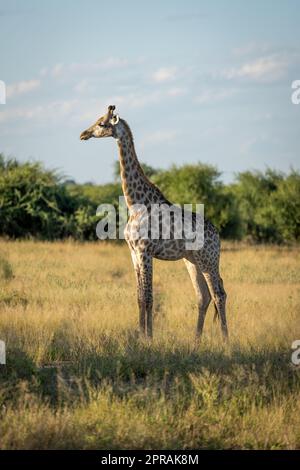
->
0 155 79 239
0 153 299 243
230 169 300 243
152 163 242 239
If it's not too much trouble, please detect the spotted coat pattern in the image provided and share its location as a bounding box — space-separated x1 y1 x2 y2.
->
80 107 228 339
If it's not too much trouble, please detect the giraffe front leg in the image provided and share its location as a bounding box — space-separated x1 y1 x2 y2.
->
137 277 146 336
137 252 153 339
130 249 153 338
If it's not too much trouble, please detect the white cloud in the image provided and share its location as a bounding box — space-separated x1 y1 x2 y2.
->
92 91 162 111
39 67 48 77
51 63 64 77
44 57 129 79
6 79 41 98
0 81 188 128
126 91 162 108
73 79 91 94
240 134 268 155
73 87 182 124
141 130 179 147
114 86 186 109
167 87 187 96
195 88 237 104
152 67 177 83
98 57 129 70
224 54 289 82
0 99 79 123
232 42 271 57
72 57 129 72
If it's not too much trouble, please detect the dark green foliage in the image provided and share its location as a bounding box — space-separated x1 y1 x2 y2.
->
67 182 122 240
152 163 242 239
0 153 299 243
269 171 300 242
0 154 79 239
68 181 122 208
230 168 300 243
0 154 121 241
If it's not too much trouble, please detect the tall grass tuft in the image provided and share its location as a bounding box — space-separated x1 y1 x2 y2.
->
0 253 13 281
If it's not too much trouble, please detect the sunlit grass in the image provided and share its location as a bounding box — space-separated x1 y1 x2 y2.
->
0 239 299 449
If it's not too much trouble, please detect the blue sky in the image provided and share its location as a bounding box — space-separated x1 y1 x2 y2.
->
0 0 299 184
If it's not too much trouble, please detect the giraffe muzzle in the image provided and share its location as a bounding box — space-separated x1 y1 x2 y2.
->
80 129 92 140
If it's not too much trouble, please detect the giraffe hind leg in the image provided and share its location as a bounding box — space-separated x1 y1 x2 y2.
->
202 271 228 339
184 259 211 339
213 303 219 323
212 276 224 323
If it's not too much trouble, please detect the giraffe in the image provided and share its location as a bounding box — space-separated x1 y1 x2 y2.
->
80 105 228 340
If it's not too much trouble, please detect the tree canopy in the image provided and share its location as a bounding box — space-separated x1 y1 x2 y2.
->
0 153 299 243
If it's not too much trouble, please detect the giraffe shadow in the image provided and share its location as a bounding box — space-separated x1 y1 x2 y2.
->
4 334 296 406
73 331 296 395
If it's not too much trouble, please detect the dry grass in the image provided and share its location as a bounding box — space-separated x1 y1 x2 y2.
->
0 239 299 449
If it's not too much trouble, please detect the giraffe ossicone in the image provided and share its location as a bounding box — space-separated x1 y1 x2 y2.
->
80 105 228 340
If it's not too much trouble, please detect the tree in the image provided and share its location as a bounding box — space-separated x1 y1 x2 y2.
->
153 163 242 239
0 156 78 239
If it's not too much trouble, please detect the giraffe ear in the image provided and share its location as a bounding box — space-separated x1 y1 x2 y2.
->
111 114 119 125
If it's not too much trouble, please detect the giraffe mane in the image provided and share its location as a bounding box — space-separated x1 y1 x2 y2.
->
120 118 134 143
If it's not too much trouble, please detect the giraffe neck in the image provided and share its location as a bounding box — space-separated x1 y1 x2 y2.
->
116 123 166 208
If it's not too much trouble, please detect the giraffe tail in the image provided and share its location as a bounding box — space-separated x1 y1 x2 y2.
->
212 276 224 323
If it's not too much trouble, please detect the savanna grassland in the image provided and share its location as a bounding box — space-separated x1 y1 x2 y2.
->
0 240 300 449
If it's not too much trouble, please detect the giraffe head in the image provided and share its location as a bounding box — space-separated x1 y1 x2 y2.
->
80 105 121 141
